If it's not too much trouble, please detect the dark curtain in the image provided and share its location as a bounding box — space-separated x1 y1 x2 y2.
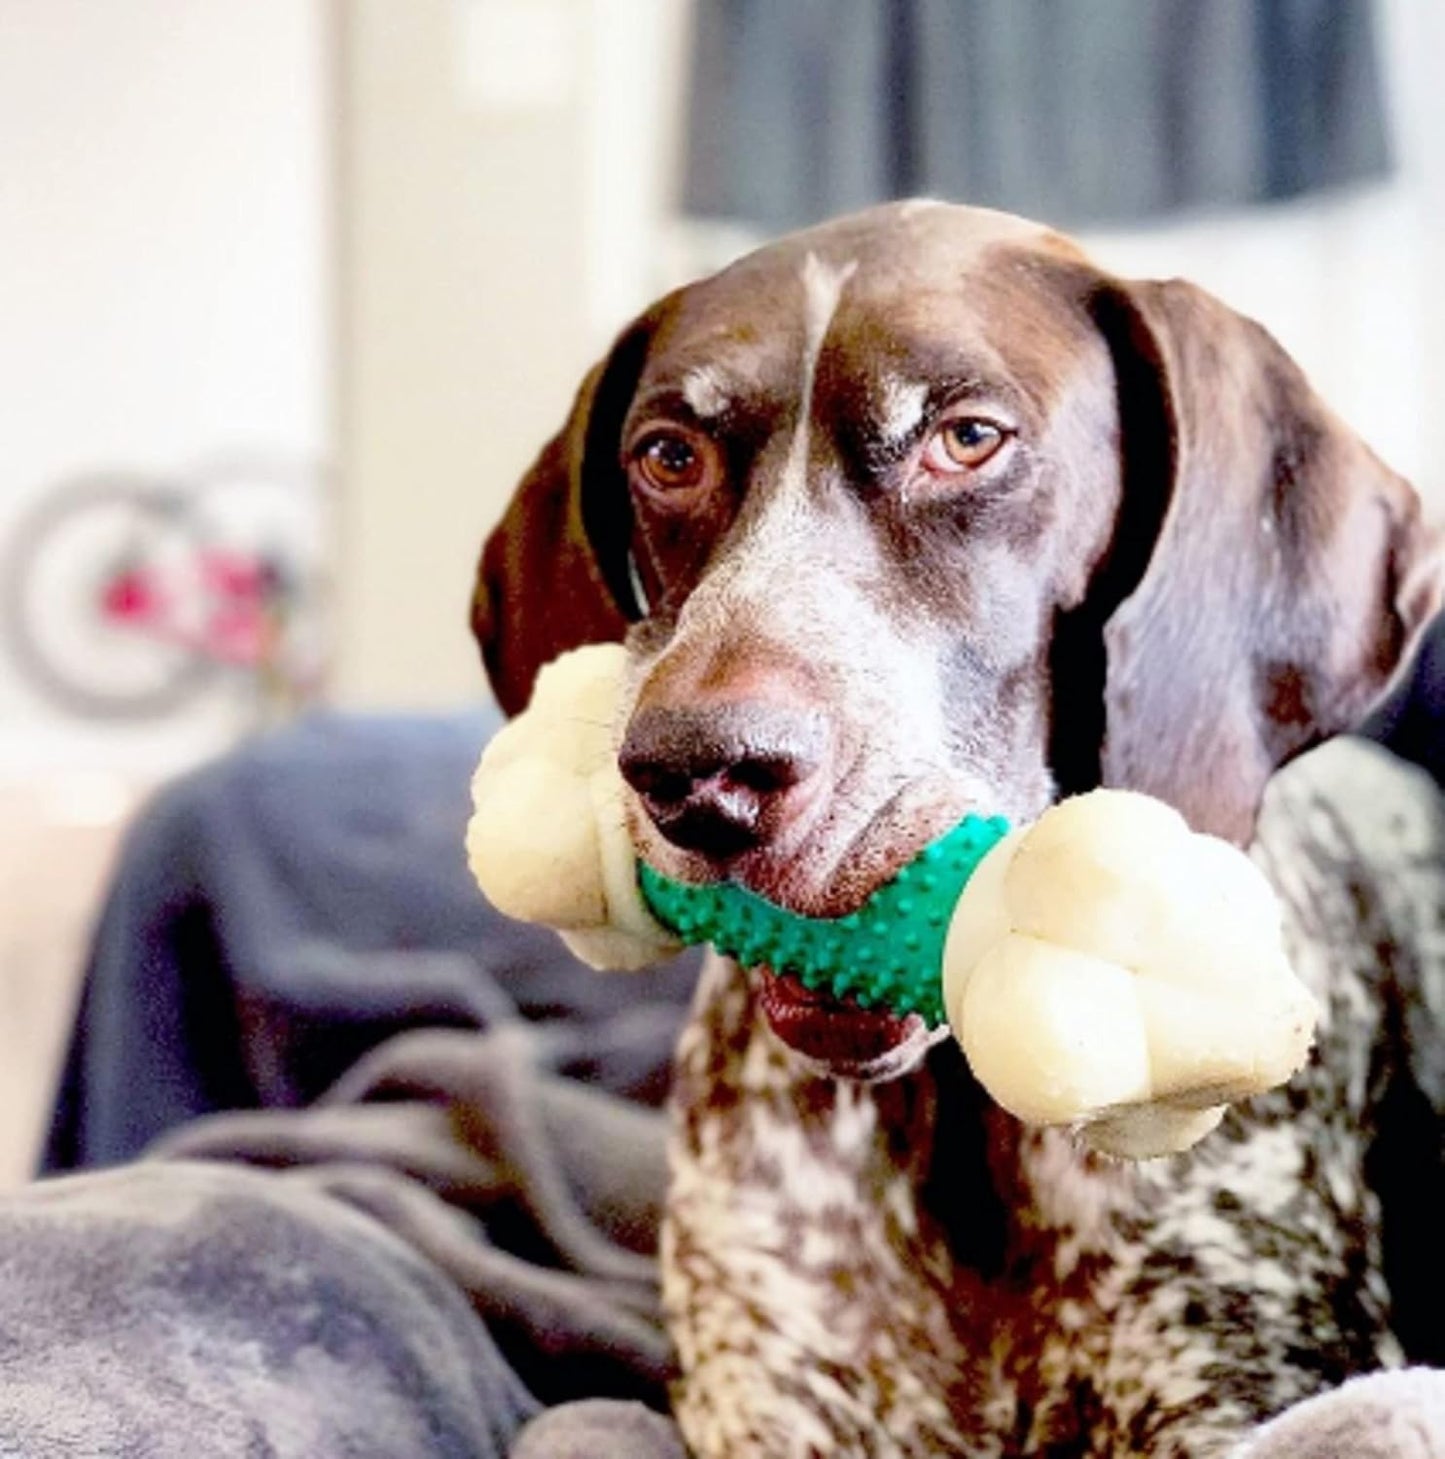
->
684 0 1391 232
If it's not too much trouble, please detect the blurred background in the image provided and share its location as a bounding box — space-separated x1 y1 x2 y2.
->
1 0 1442 1183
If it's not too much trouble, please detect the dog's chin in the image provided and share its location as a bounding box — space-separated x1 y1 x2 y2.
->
754 966 947 1082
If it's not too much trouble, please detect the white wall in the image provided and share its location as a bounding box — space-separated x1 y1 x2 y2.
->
0 0 330 765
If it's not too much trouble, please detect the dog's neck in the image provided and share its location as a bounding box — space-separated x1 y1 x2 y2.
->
668 954 1136 1285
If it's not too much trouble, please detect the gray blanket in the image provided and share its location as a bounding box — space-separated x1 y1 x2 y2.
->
11 710 696 1457
2 1027 690 1457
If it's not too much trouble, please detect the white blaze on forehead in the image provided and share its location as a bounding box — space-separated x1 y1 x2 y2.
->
681 365 734 420
780 252 858 492
877 376 930 447
798 251 857 386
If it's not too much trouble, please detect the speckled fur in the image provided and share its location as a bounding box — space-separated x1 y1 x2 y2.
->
662 739 1445 1456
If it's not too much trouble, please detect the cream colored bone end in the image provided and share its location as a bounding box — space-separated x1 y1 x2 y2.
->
466 755 604 927
942 788 1318 1159
466 642 681 968
953 937 1153 1126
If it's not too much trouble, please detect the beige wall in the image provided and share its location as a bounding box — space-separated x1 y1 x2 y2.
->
333 0 687 709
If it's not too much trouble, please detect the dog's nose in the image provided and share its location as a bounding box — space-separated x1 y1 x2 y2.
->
619 703 828 857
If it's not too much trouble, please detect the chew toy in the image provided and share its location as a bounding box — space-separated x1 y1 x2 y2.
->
467 644 1318 1158
638 814 1010 1024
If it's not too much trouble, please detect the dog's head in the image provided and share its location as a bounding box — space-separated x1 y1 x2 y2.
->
474 201 1439 1080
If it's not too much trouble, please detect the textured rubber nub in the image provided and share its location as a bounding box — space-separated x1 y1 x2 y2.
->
638 813 1010 1027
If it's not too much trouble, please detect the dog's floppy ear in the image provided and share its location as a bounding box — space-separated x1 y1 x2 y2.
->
470 319 656 715
1095 277 1441 843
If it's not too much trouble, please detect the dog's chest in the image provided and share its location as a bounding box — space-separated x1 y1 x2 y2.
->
661 956 1132 1456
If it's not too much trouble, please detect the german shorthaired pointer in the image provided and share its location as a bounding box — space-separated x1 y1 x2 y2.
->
474 202 1445 1456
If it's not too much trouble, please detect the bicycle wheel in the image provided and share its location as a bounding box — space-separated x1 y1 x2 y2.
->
2 473 219 720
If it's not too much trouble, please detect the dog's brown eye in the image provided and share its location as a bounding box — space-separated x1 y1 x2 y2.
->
632 429 713 496
923 417 1008 473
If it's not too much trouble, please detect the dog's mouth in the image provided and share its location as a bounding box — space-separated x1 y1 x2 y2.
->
754 965 926 1073
633 793 975 1079
627 776 980 1076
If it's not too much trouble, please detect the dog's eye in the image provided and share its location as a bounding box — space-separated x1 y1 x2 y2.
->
631 429 714 497
922 417 1009 473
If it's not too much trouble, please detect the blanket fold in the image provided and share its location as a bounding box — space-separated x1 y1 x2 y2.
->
19 710 698 1456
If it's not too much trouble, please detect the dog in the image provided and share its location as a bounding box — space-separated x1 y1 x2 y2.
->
474 201 1445 1456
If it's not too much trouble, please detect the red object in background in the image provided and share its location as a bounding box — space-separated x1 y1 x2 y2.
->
196 550 272 665
99 566 161 622
98 548 277 666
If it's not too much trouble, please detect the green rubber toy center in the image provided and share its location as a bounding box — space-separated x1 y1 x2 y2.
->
638 813 1010 1027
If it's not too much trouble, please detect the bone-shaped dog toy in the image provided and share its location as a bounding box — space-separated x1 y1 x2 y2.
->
467 644 1318 1158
